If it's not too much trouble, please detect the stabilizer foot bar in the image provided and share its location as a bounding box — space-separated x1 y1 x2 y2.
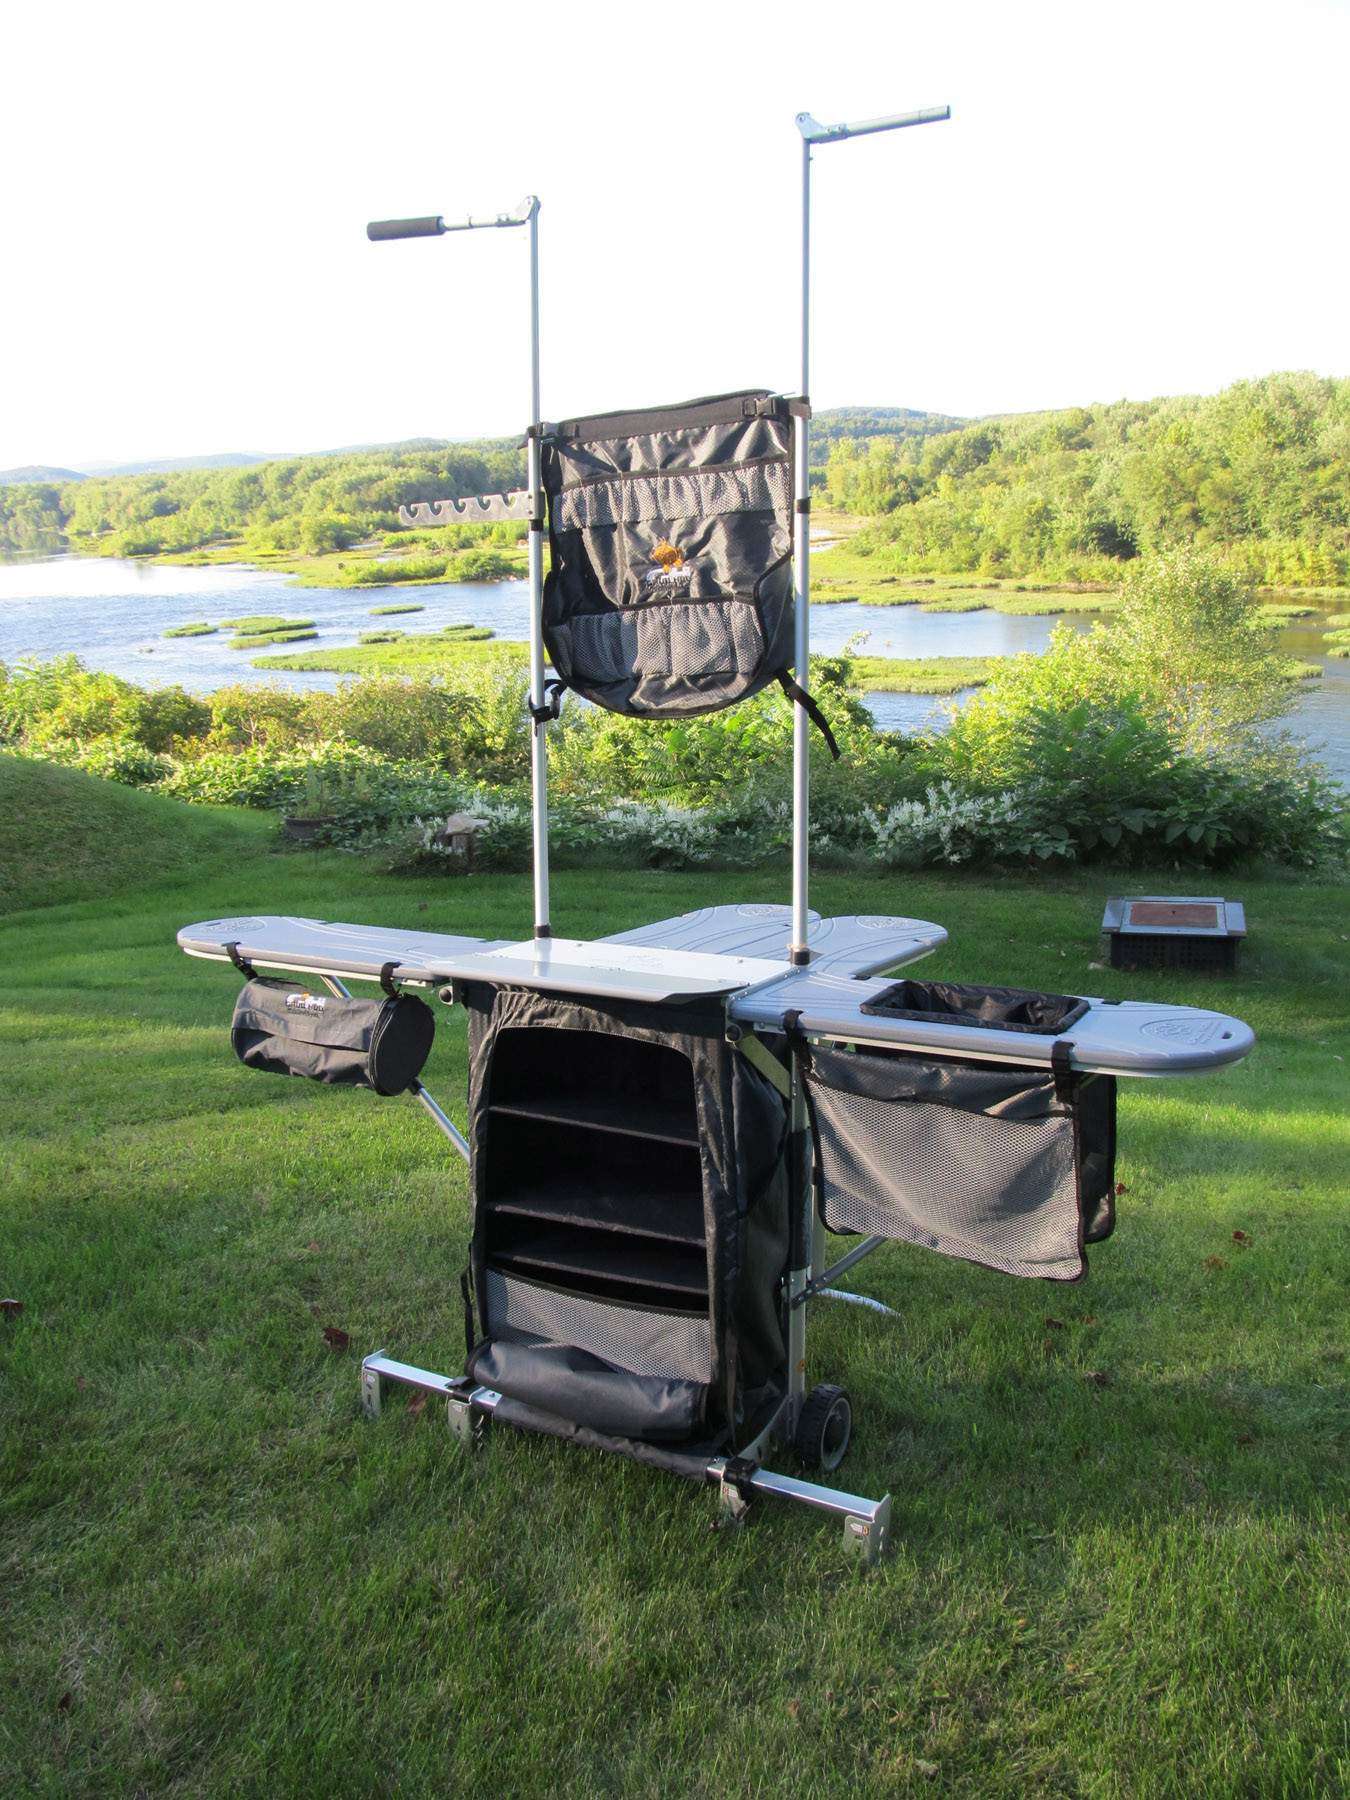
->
360 1351 892 1564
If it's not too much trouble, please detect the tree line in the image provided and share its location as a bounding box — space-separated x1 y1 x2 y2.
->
823 372 1350 587
3 375 1347 586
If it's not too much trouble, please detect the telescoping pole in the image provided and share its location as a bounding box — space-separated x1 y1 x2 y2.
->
524 200 550 938
366 198 549 934
788 107 949 965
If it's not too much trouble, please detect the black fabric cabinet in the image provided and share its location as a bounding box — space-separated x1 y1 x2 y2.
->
462 984 791 1450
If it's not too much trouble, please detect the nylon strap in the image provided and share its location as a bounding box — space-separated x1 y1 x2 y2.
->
379 961 399 997
735 1031 792 1100
1051 1039 1076 1105
777 672 840 760
225 941 257 980
529 678 566 724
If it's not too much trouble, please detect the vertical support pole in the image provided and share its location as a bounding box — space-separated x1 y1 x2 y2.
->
790 135 812 967
785 1048 813 1430
525 198 551 938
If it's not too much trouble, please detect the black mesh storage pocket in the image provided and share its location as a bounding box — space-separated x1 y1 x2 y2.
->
540 390 796 717
230 977 434 1095
802 1042 1115 1283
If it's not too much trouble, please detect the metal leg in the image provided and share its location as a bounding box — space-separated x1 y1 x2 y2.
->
410 1080 471 1164
798 1234 888 1302
785 1050 813 1431
446 1394 491 1452
359 1354 386 1420
707 1458 893 1566
716 1461 754 1533
843 1494 890 1567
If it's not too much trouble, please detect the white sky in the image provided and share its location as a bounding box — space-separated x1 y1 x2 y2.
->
2 0 1346 469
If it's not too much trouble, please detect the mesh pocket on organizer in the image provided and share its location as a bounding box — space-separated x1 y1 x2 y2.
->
804 1045 1094 1283
484 1269 714 1384
566 600 766 686
556 462 791 531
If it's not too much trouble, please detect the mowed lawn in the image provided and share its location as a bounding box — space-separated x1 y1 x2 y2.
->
1 763 1347 1797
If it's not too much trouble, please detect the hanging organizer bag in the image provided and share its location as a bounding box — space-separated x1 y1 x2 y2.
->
798 982 1116 1283
230 977 435 1095
540 389 798 717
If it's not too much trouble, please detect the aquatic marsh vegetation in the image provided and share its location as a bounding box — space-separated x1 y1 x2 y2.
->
229 629 319 649
2 551 1345 874
219 615 315 632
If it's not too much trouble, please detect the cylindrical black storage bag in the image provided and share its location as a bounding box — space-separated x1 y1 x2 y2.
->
230 977 435 1095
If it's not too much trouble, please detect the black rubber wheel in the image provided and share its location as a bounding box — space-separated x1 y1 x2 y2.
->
795 1383 852 1471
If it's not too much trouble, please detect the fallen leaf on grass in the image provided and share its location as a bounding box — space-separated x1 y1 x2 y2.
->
321 1326 350 1351
1115 1182 1130 1197
1084 1370 1111 1386
306 1241 323 1254
1203 1255 1227 1270
915 1759 940 1778
1045 1317 1066 1331
172 1675 185 1694
56 1691 72 1712
407 1392 427 1416
75 1376 87 1391
787 1698 801 1719
418 902 429 912
1236 1435 1255 1446
1 1298 23 1320
1232 1230 1252 1245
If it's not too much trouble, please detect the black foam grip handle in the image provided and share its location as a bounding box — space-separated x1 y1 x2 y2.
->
366 216 444 241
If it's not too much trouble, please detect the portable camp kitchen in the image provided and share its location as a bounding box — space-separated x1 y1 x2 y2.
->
177 110 1255 1563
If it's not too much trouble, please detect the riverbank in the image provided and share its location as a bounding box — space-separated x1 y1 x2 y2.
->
2 552 1348 779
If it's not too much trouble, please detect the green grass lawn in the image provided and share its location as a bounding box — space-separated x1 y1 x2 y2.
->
2 765 1348 1795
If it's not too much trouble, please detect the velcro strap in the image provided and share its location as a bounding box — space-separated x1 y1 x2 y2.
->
1051 1039 1076 1104
225 940 257 980
777 672 840 760
529 679 566 724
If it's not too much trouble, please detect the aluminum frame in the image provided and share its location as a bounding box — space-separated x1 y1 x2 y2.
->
368 194 551 938
350 115 959 1561
788 104 949 962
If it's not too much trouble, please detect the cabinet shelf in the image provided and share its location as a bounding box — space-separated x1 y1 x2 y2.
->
490 1095 698 1149
489 1172 704 1248
490 1229 708 1304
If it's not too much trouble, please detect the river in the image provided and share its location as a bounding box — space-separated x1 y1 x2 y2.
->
1 555 1346 782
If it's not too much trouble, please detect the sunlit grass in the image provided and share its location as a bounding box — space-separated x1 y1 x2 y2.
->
1 775 1347 1794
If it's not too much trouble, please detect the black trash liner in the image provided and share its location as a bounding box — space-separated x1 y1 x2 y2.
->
801 1040 1115 1283
231 977 434 1095
860 978 1090 1036
467 1338 708 1443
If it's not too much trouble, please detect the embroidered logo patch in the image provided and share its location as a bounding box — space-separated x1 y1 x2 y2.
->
645 539 692 589
286 993 327 1014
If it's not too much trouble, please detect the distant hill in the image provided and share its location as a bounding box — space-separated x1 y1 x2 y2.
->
811 405 968 457
0 465 85 486
67 439 510 477
75 452 288 477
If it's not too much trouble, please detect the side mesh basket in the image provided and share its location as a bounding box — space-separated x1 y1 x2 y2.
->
801 1036 1116 1284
